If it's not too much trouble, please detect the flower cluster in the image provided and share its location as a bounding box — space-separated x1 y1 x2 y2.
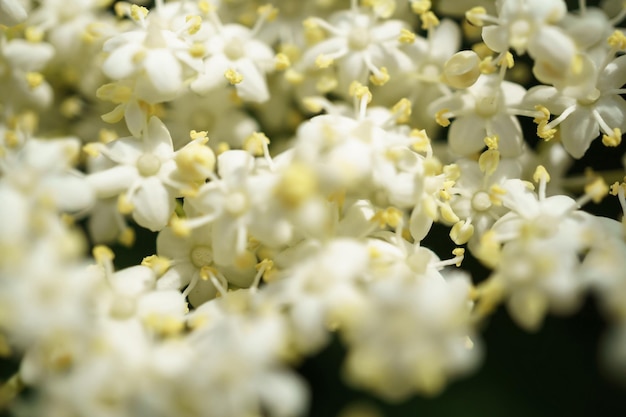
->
1 0 625 415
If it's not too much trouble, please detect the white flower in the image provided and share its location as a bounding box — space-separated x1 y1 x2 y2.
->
299 5 413 91
430 74 527 157
343 270 480 400
191 11 275 102
102 11 201 103
0 35 54 109
86 116 180 231
524 51 626 158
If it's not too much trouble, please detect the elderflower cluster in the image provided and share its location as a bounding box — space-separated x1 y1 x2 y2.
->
0 0 625 415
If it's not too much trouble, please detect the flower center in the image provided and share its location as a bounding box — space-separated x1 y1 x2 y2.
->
136 154 161 177
471 191 492 212
190 245 213 268
225 191 249 216
224 37 245 61
475 95 499 117
348 27 370 51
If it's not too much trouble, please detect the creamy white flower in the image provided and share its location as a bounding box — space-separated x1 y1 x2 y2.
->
299 5 412 92
191 11 275 102
430 74 527 157
524 52 626 158
86 116 180 231
102 11 202 103
343 270 480 400
0 35 54 109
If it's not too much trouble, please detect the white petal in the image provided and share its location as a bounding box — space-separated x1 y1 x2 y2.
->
0 0 27 25
234 59 269 103
132 177 175 231
145 116 174 159
102 43 142 80
144 49 182 96
86 165 138 198
559 107 598 159
125 100 145 138
448 114 486 156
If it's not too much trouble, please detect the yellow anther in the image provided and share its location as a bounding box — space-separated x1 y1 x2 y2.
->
466 6 487 26
98 128 118 144
478 149 500 176
420 11 440 30
4 131 18 148
82 143 101 157
25 26 44 42
285 69 305 84
224 68 243 85
216 141 230 155
189 42 206 58
144 314 184 337
25 72 43 89
243 131 270 156
411 0 431 14
349 81 373 103
118 227 135 247
423 157 442 176
190 130 209 143
303 18 319 30
198 0 213 14
450 220 474 245
537 121 556 141
175 142 216 181
443 164 461 181
398 28 416 44
371 207 403 228
364 0 396 18
533 105 551 124
114 2 129 17
585 177 609 203
256 257 274 272
117 193 134 215
440 203 459 223
302 97 324 113
608 30 626 50
391 98 412 124
170 216 191 237
257 4 279 21
610 180 626 196
274 52 291 70
410 129 430 152
489 184 506 206
602 127 622 147
93 245 115 263
275 162 318 207
452 248 465 267
186 15 202 35
60 96 82 119
199 265 219 281
130 4 149 21
532 165 551 184
476 230 500 268
484 135 499 150
498 52 514 69
315 54 334 68
369 66 390 86
479 56 497 74
435 109 451 127
315 75 338 93
142 255 171 275
472 42 494 59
